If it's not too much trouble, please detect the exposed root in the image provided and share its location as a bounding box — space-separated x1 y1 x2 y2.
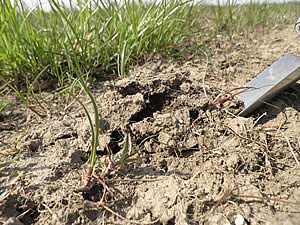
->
210 87 253 106
76 166 113 194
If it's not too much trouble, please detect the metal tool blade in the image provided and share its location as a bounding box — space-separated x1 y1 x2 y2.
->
238 54 300 117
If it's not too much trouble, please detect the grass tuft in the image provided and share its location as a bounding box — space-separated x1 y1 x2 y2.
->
0 0 192 87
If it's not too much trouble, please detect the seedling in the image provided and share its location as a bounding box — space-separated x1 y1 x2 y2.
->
69 73 107 192
72 75 143 193
109 132 142 169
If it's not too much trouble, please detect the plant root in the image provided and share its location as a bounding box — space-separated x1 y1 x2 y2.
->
76 166 113 194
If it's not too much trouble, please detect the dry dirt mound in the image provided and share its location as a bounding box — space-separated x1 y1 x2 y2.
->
1 25 300 225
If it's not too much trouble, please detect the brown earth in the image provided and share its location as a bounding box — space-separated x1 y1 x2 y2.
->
1 24 300 225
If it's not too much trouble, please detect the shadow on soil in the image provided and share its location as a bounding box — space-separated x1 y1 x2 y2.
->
252 83 300 125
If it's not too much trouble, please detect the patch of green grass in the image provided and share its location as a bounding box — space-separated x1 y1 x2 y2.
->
1 0 299 91
192 1 300 38
0 0 192 88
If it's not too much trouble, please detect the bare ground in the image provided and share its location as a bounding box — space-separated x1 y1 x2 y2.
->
1 24 300 225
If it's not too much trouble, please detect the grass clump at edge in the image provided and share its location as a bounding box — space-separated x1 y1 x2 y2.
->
0 0 193 88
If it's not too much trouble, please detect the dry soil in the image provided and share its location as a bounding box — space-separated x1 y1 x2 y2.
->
1 24 300 225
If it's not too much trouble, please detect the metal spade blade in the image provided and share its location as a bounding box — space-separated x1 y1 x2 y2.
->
238 54 300 117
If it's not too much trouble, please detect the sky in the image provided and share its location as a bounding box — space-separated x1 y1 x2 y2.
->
13 0 300 10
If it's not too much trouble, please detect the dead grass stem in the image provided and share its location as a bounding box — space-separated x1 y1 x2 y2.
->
284 136 300 166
